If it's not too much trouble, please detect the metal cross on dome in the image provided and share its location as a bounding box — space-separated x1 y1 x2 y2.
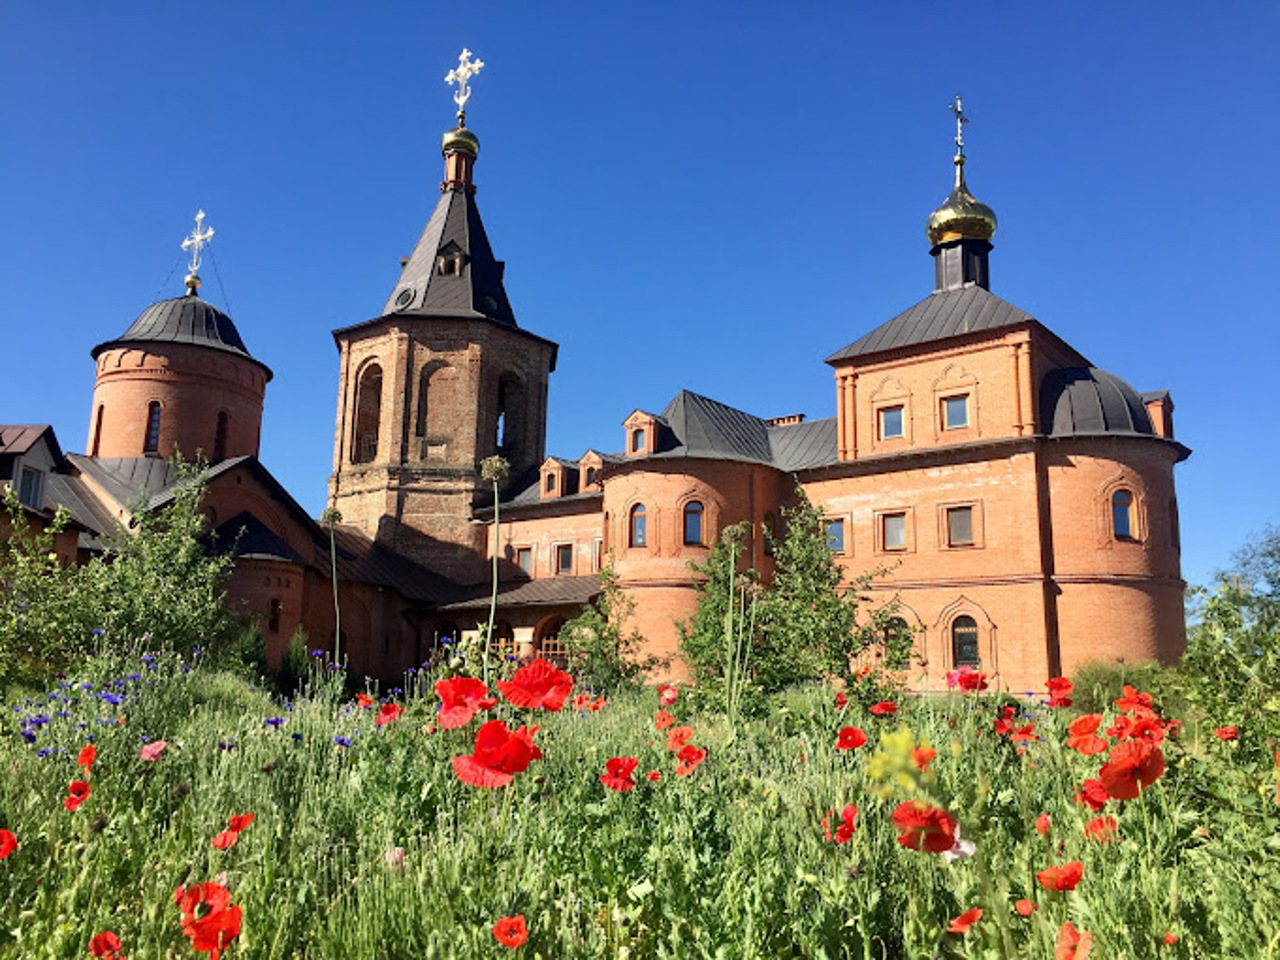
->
181 210 214 275
445 48 485 120
949 93 969 157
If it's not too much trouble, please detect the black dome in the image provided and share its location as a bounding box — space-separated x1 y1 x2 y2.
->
1040 367 1153 438
91 294 271 377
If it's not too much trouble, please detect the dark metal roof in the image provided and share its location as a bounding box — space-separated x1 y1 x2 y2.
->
770 417 839 472
211 511 307 564
322 526 462 605
0 424 60 460
381 188 517 326
1040 367 1155 438
437 575 602 612
45 472 117 551
65 455 253 510
826 286 1037 363
90 295 272 379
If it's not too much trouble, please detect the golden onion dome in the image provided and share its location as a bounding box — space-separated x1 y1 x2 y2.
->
926 158 997 246
442 123 480 157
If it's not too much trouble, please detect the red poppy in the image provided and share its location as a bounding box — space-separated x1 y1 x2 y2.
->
227 813 254 832
1098 739 1164 800
1163 931 1179 945
78 744 97 772
375 702 404 726
993 705 1017 736
821 804 857 844
1214 725 1238 741
139 740 167 762
355 693 375 709
646 770 661 783
911 747 936 771
1010 723 1038 743
434 676 498 729
451 720 542 788
654 709 675 731
1114 684 1153 715
1046 676 1074 707
571 693 592 711
675 744 707 777
64 780 91 812
175 882 242 960
1034 812 1051 836
1107 714 1170 743
869 701 897 716
1056 921 1093 960
834 692 848 711
1015 899 1036 917
891 801 957 853
589 696 607 712
1037 860 1084 892
1073 778 1109 812
497 658 574 711
0 829 15 859
658 684 679 707
946 666 988 692
666 726 694 751
211 830 239 851
88 931 124 958
835 726 868 751
600 756 639 792
947 907 983 934
1066 714 1108 755
492 914 528 949
1084 816 1119 843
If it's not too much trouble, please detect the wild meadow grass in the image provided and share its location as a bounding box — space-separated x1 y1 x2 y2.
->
1 648 1278 958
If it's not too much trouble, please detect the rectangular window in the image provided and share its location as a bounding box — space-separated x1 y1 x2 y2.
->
516 547 532 575
946 506 974 547
592 538 604 572
544 473 557 493
18 468 44 509
824 518 845 553
942 395 969 430
879 405 904 439
882 512 907 551
555 543 574 575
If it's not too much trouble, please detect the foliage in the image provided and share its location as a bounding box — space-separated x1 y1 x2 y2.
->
2 651 1278 958
559 560 659 693
276 627 311 695
680 488 901 696
0 465 235 685
1182 525 1280 742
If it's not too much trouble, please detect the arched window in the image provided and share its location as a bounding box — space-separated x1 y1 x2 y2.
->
495 374 524 457
91 404 104 457
683 500 704 545
631 428 644 453
882 616 913 668
585 466 597 486
143 401 161 454
630 504 647 548
545 473 557 493
352 363 382 464
213 411 229 462
1112 490 1135 540
267 598 282 635
952 616 980 667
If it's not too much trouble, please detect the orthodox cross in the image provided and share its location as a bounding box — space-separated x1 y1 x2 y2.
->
181 210 214 275
949 93 969 157
445 48 485 121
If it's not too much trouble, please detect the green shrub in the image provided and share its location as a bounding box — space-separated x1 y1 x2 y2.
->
560 561 660 693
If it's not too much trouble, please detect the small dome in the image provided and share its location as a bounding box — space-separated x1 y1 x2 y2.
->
926 161 997 246
90 294 271 377
442 124 480 157
1040 367 1154 438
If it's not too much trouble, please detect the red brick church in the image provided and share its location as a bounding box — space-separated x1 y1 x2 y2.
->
2 73 1189 691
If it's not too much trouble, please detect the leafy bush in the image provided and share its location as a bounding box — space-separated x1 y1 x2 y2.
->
0 464 236 684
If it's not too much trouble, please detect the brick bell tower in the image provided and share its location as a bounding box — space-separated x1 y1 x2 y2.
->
328 50 557 583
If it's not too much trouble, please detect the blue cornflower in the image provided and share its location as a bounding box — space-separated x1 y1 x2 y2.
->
391 687 403 696
311 649 325 659
91 628 105 636
218 740 236 751
291 732 303 742
125 673 142 682
80 682 94 691
20 729 36 744
406 667 417 676
141 654 155 665
333 735 352 748
192 647 203 660
265 717 286 728
26 714 51 728
36 747 52 758
56 710 71 719
99 692 124 707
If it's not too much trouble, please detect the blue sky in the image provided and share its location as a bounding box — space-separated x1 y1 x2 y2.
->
2 3 1276 590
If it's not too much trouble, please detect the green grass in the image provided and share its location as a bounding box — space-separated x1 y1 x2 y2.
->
1 651 1278 958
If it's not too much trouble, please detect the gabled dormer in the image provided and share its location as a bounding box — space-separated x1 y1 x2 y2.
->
623 411 660 458
0 424 62 509
539 456 579 500
578 449 604 490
